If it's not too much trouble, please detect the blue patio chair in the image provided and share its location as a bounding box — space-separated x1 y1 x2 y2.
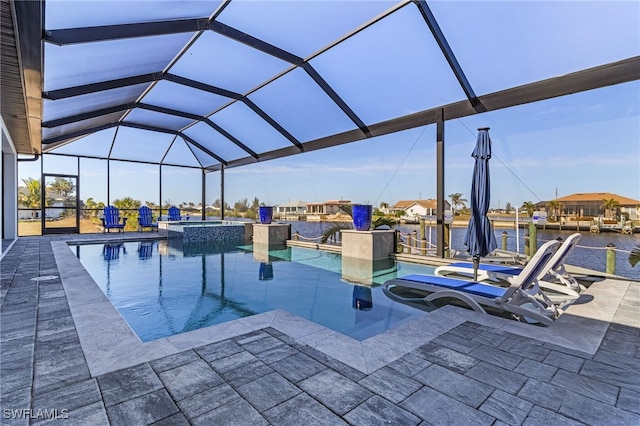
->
101 206 127 233
137 206 158 232
168 206 182 221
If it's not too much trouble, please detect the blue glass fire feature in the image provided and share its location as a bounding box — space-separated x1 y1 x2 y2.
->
352 205 372 231
259 206 274 224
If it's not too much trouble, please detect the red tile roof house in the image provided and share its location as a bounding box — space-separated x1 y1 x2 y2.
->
535 192 640 221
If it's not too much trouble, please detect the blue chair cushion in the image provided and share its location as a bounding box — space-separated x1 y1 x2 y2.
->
400 274 475 290
398 274 507 298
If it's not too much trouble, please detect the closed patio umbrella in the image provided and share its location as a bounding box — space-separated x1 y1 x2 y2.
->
464 127 497 280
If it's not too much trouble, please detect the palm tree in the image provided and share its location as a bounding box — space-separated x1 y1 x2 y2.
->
319 205 396 243
630 245 640 267
113 197 141 229
84 197 98 217
18 177 42 218
448 193 467 215
521 201 536 217
601 198 620 219
546 200 563 221
48 177 75 199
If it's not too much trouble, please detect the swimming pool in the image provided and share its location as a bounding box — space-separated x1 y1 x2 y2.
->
74 240 437 342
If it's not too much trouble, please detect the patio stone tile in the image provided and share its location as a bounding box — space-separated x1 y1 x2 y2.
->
542 341 593 359
345 395 421 426
471 330 509 348
604 329 640 345
97 363 163 407
294 342 333 364
0 387 31 417
468 345 523 370
34 328 79 348
580 359 640 392
325 358 367 382
401 386 494 425
465 361 528 394
105 389 178 426
617 387 640 415
1 335 33 356
386 352 432 377
593 348 640 371
543 350 585 373
523 406 583 426
431 332 482 354
263 326 298 346
240 335 284 354
608 322 640 337
150 412 190 426
448 323 483 339
149 350 200 374
35 315 75 337
33 339 84 366
158 359 224 401
221 360 274 388
358 366 422 404
31 378 101 414
32 362 91 396
0 321 36 341
236 372 301 412
414 364 493 408
270 352 327 383
497 336 550 362
177 383 240 420
233 329 271 345
551 369 619 405
298 369 373 416
479 389 533 425
208 350 259 374
37 287 65 300
35 303 72 322
0 352 33 393
31 401 109 426
254 342 298 364
517 378 568 411
559 392 640 425
598 333 637 356
415 342 478 374
190 397 267 426
263 393 347 426
195 339 243 363
514 358 558 381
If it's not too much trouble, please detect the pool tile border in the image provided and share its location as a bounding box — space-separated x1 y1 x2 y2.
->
52 239 635 377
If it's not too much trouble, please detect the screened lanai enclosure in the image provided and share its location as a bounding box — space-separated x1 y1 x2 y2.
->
2 1 639 250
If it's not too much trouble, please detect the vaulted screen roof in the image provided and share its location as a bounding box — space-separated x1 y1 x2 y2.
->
7 1 640 171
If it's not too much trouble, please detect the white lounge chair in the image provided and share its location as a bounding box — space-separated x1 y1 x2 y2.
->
383 239 562 326
434 233 584 304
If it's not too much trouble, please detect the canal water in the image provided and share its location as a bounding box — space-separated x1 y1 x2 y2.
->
285 221 640 280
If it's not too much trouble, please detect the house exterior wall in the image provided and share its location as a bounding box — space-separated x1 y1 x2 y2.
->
2 118 18 241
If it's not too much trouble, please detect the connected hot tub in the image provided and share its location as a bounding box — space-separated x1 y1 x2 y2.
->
158 220 252 243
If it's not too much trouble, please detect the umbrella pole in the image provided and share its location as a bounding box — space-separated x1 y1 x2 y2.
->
473 256 480 281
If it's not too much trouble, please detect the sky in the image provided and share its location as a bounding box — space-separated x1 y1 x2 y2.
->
19 1 640 209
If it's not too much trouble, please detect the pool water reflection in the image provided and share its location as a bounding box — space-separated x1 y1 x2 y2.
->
74 240 436 342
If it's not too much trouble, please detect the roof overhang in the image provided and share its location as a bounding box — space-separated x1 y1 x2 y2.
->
1 0 42 155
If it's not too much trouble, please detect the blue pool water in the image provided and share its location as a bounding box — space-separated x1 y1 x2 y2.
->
74 240 436 342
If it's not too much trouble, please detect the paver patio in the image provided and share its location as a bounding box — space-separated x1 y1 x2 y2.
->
1 235 639 425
